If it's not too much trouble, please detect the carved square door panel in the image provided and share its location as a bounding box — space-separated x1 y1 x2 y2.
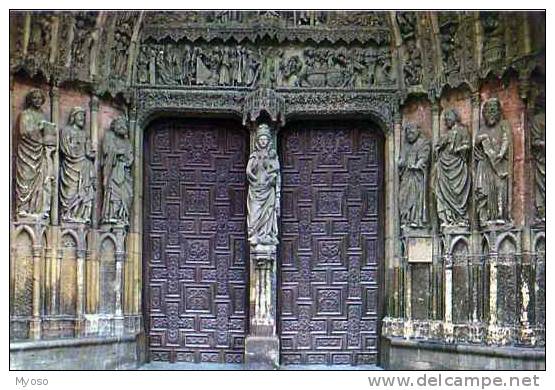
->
144 119 249 364
279 123 383 366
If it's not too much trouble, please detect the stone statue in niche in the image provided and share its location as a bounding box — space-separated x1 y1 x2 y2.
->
247 124 280 248
530 104 545 222
435 109 471 227
28 13 53 63
475 97 511 226
480 12 505 66
101 116 133 226
71 13 96 67
397 11 417 40
136 45 152 84
111 31 130 78
15 89 56 220
403 39 422 86
398 123 431 229
59 107 96 223
439 16 460 75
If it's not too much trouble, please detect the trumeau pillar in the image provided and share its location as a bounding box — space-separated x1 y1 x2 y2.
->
243 88 284 369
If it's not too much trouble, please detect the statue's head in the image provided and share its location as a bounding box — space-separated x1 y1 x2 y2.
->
444 108 459 129
67 106 86 128
404 122 421 144
26 89 46 109
111 116 129 138
255 123 272 150
482 98 502 127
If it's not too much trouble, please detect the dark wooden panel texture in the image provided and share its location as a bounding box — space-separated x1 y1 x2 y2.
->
279 123 383 365
144 119 249 364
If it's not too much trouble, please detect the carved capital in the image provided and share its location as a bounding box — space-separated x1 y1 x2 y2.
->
49 85 60 100
89 95 100 112
471 92 481 108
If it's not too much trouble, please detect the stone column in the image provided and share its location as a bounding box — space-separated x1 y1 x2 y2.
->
430 102 441 322
49 84 60 226
89 94 100 228
76 247 86 335
47 84 61 317
244 121 281 369
114 228 126 336
30 244 43 340
443 254 454 341
487 251 499 344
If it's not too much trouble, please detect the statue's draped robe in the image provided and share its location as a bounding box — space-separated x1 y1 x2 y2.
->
101 131 133 225
436 124 471 225
247 149 279 246
60 125 95 222
530 112 546 219
475 121 510 225
399 136 431 227
16 108 50 217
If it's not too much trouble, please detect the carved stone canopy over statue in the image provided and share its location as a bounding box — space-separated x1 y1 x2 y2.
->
15 89 57 220
60 107 96 223
435 108 471 227
247 124 281 250
398 122 431 229
475 97 511 226
101 116 133 226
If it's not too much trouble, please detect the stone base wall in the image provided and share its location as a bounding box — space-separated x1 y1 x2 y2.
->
10 334 145 370
381 337 545 370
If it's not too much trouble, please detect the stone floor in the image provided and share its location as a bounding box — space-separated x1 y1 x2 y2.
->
139 362 383 370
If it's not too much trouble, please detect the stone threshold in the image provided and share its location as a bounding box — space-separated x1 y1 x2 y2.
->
387 337 545 360
138 362 383 371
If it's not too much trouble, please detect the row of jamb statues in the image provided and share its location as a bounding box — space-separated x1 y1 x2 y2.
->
398 97 514 230
15 89 134 226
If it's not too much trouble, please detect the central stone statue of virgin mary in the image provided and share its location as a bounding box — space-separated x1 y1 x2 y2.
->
246 123 281 248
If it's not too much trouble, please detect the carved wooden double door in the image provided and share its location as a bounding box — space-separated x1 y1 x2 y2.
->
279 123 383 366
144 119 383 366
144 119 249 364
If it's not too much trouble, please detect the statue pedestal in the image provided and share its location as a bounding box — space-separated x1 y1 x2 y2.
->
246 245 279 369
245 335 280 370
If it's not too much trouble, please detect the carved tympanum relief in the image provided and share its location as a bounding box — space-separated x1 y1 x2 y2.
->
398 122 431 228
475 97 511 227
59 107 96 223
16 89 57 220
136 42 396 89
101 116 133 226
435 108 471 227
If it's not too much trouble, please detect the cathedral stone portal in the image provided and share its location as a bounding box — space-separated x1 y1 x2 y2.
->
9 10 545 370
